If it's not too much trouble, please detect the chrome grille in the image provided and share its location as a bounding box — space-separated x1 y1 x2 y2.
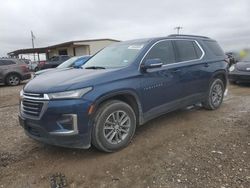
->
23 92 44 98
22 99 43 116
21 92 49 119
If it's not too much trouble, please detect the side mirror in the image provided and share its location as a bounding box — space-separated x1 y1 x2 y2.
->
141 59 163 71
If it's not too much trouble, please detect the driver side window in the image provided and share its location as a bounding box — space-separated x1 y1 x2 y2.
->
145 40 176 65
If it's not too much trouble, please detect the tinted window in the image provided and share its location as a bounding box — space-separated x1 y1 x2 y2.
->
0 60 16 66
174 40 202 61
50 56 59 61
61 56 69 60
145 41 175 64
203 40 224 57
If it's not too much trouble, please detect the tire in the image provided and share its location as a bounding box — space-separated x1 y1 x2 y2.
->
91 100 136 152
203 78 225 110
34 67 40 72
5 74 20 86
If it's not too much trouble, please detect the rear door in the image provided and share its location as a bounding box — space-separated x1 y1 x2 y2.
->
172 39 208 102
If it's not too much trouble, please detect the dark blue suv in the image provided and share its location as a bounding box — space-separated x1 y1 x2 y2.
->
19 34 228 152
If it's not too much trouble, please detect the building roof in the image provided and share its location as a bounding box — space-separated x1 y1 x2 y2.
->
8 38 120 56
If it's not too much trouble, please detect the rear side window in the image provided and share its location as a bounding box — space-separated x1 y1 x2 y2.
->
145 41 175 64
0 60 16 66
61 56 69 61
203 40 224 57
174 40 202 62
50 56 59 61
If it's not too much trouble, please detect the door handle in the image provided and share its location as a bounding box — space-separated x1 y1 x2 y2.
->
171 69 181 73
204 63 209 67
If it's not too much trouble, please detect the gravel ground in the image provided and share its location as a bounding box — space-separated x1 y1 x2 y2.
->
0 82 249 188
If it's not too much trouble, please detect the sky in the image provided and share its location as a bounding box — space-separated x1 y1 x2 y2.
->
0 0 249 57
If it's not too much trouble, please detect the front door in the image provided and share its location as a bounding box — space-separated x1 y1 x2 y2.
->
140 40 184 121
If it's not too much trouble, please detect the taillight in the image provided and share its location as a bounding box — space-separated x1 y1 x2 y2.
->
20 64 29 72
38 61 46 67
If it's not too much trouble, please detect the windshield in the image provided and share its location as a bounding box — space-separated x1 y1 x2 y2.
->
83 42 146 69
57 56 79 68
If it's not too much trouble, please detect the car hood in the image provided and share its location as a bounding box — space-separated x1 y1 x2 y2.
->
24 68 121 93
35 68 55 75
236 61 250 72
35 67 72 76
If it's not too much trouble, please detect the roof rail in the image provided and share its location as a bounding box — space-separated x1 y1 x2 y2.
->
168 34 210 39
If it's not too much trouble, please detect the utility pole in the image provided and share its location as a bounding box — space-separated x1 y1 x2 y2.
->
31 31 36 61
174 26 183 35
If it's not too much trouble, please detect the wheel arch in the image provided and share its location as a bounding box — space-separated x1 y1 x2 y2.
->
93 90 144 126
4 72 22 83
210 70 228 88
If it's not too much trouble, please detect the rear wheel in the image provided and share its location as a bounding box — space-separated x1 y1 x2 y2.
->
91 100 136 152
203 78 225 110
6 74 20 86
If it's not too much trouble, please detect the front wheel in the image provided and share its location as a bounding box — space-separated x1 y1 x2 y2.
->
91 100 136 152
203 78 225 110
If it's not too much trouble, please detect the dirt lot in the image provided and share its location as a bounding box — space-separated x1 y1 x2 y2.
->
0 82 249 188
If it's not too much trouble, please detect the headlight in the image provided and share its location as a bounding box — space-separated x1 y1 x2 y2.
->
20 89 24 97
48 87 92 99
229 65 235 72
20 89 24 101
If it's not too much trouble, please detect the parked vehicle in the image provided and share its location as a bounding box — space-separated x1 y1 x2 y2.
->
226 52 237 67
229 54 250 83
37 55 70 70
21 59 39 71
19 35 228 152
0 58 31 86
34 55 91 77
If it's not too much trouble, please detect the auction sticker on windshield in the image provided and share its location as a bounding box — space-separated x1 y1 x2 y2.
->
128 45 144 50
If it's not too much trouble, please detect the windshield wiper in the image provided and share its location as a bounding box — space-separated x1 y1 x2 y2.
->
85 66 106 69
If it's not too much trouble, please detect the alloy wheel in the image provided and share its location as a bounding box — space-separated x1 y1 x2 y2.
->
211 83 223 107
8 75 20 86
103 110 131 144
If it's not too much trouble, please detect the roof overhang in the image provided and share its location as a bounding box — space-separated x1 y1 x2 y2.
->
8 38 120 56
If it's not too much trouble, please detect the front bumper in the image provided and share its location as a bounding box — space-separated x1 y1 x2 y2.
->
229 71 250 83
19 98 93 149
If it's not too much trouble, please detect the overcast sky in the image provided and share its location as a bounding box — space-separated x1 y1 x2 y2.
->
0 0 249 56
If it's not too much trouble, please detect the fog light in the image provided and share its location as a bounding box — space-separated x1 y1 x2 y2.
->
50 114 78 135
57 115 74 130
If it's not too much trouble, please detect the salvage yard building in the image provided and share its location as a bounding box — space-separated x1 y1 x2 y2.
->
8 38 120 60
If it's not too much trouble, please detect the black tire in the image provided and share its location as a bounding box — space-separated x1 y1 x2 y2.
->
5 74 20 86
91 100 136 152
34 67 39 72
203 78 225 110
